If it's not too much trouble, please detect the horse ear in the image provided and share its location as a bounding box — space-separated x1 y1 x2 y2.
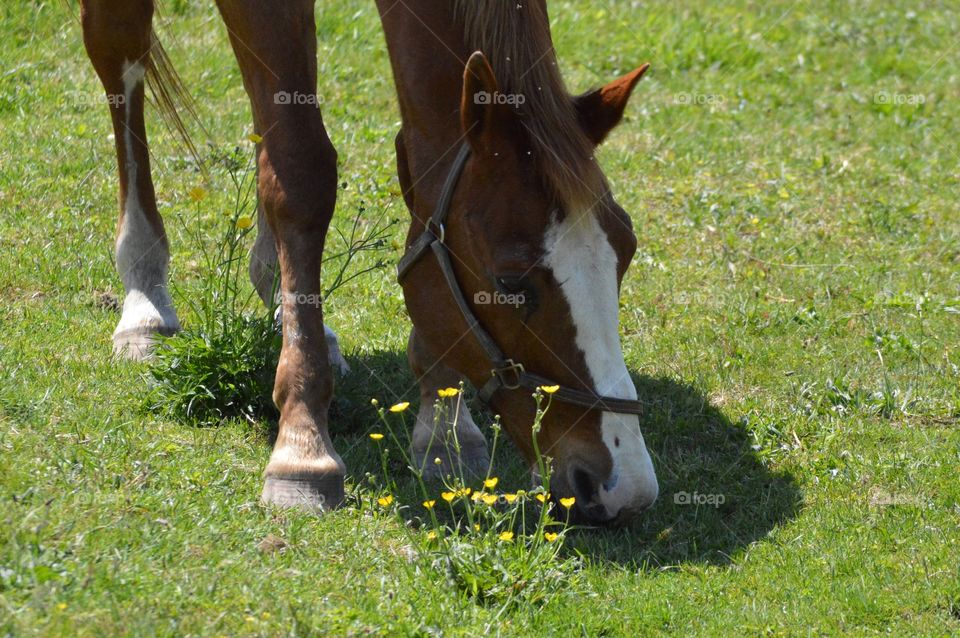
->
574 63 650 145
461 51 502 152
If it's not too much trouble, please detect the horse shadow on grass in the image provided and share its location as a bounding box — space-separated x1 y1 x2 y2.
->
301 349 801 569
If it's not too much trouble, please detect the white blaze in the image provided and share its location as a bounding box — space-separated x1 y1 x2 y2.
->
542 211 658 516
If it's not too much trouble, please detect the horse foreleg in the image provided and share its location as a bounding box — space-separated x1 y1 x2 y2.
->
408 328 490 481
216 0 343 510
80 0 179 359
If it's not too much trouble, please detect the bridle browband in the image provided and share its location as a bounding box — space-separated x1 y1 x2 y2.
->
396 143 645 416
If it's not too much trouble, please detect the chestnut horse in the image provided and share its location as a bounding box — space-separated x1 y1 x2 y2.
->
80 0 657 524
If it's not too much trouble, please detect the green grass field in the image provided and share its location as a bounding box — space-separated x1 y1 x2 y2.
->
2 1 959 635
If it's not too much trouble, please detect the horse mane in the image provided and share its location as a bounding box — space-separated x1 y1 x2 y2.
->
455 0 606 214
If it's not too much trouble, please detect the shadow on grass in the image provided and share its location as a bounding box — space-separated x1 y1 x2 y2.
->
281 349 801 569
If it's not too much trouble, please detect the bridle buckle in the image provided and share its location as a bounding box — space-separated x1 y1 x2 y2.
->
492 359 525 390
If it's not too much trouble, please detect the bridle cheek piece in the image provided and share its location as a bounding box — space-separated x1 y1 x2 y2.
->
396 143 645 416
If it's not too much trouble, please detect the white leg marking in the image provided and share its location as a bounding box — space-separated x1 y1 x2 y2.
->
324 325 350 375
113 61 178 347
542 211 658 515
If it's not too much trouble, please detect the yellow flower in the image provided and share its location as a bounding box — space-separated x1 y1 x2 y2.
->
369 433 384 441
560 496 576 509
247 133 263 143
261 612 271 620
473 523 480 531
188 187 207 202
498 531 514 542
236 216 254 230
456 487 472 497
377 494 394 507
441 491 455 502
539 385 560 394
426 530 438 540
482 493 498 505
437 387 459 398
544 532 559 543
423 499 436 509
56 603 68 611
245 615 256 623
535 492 550 503
503 493 518 504
483 477 499 489
471 491 483 503
389 401 410 413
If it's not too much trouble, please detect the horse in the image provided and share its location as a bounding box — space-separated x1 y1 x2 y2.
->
79 0 658 524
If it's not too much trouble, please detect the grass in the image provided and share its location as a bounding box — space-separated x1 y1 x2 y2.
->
1 0 959 635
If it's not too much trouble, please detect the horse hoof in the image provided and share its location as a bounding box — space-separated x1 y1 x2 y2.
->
261 474 345 512
112 326 177 361
414 445 491 482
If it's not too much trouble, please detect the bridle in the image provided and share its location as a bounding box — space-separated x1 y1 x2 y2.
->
397 143 645 416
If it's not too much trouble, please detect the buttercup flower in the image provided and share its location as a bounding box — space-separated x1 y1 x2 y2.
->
560 496 576 509
482 493 497 505
503 493 518 504
422 499 436 509
236 216 254 230
483 477 499 489
377 495 394 507
369 433 384 441
539 385 560 394
441 491 455 502
188 186 207 202
426 530 438 540
437 387 459 398
544 532 559 542
498 531 514 542
389 402 410 413
247 133 263 143
535 492 551 503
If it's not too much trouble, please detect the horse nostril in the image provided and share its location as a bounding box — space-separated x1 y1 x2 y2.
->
570 466 596 503
565 464 617 523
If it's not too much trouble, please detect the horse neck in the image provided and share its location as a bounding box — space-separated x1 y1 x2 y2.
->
377 2 473 190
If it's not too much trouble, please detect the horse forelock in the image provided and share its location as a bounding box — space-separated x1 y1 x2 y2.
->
455 0 606 215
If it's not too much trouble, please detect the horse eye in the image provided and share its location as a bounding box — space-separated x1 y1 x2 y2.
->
496 276 527 295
